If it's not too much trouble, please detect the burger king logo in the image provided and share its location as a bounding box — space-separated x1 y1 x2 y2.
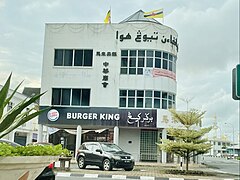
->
47 109 59 122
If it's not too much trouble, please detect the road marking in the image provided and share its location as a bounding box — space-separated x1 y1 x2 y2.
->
169 178 184 180
112 175 127 179
140 176 155 180
56 172 71 177
84 174 99 178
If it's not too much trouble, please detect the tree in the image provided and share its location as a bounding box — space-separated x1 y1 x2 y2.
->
157 109 212 171
0 74 47 138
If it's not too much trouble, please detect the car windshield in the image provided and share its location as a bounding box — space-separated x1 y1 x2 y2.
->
101 143 123 152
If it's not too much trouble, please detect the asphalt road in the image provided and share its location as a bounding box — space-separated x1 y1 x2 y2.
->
202 156 240 176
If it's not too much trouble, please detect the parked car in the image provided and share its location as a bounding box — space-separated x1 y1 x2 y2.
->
0 139 55 180
27 142 53 146
76 142 135 171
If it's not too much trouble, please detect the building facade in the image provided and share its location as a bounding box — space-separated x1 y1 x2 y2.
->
38 10 179 163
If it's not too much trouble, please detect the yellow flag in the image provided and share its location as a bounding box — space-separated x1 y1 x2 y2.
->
144 9 164 18
104 10 111 24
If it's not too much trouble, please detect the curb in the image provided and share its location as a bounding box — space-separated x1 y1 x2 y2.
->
56 172 238 180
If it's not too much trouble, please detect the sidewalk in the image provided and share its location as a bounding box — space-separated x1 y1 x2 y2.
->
55 160 240 180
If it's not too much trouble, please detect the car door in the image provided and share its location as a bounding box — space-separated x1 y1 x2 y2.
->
89 143 103 166
83 143 94 164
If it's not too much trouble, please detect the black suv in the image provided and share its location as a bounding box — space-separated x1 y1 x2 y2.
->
76 142 135 171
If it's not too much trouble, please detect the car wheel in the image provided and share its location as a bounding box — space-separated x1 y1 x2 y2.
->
77 156 86 169
102 159 112 171
124 167 134 171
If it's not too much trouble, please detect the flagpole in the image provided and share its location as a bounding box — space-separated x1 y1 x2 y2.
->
110 6 111 24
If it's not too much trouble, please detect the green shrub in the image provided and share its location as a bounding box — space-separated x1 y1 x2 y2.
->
0 143 71 157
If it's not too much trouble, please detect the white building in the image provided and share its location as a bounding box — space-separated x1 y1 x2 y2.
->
207 138 232 157
0 86 48 145
38 10 179 163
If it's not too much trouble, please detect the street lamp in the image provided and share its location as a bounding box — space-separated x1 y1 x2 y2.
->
179 97 194 112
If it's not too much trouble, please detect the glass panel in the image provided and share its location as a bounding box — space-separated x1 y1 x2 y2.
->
163 52 168 59
169 54 173 61
120 98 126 107
146 50 153 57
154 99 160 108
137 90 144 97
64 50 73 66
155 58 161 68
120 68 127 74
121 50 128 56
162 92 167 98
129 68 136 74
83 50 93 66
138 50 145 57
61 89 71 105
120 90 127 96
138 58 144 67
137 98 143 107
145 98 152 108
154 91 161 98
145 90 152 97
81 89 90 106
128 90 135 96
121 58 128 67
155 51 161 58
137 68 143 75
54 49 63 66
169 61 172 71
168 100 172 109
72 89 81 105
130 50 136 56
74 50 83 66
146 58 153 67
162 99 167 109
52 88 61 105
163 59 168 69
128 98 135 107
129 58 136 67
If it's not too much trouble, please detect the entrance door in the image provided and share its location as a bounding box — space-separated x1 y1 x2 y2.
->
140 130 158 162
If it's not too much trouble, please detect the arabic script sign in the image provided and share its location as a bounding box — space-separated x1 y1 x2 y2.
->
116 30 179 52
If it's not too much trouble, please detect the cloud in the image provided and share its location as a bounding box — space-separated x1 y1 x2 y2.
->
167 0 239 74
0 0 5 8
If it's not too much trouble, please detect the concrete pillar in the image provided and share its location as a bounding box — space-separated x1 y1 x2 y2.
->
37 124 43 142
9 130 15 142
162 128 167 163
113 126 119 145
75 125 82 158
26 132 33 144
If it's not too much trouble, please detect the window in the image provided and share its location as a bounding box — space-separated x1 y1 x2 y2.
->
119 89 175 109
54 49 73 66
54 49 93 67
52 88 90 106
120 50 177 75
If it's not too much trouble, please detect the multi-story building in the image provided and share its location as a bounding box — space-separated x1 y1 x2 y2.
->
38 10 179 163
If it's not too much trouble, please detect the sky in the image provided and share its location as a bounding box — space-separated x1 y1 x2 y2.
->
0 0 239 143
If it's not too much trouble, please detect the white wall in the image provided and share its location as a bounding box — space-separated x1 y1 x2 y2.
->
40 23 177 107
118 128 140 161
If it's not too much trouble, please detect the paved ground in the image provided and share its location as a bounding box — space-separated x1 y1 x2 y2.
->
55 160 240 180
